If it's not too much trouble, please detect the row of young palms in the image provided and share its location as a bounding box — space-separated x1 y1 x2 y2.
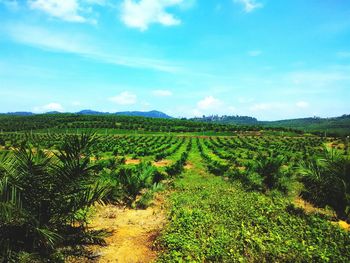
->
0 132 185 262
199 137 350 221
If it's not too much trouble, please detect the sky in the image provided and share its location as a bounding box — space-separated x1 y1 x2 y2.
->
0 0 349 120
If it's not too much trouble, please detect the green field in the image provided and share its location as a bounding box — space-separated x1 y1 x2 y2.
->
0 115 350 262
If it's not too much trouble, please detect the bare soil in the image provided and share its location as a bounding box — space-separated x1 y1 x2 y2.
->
125 159 141 165
152 160 172 167
184 162 193 169
88 194 166 263
294 197 327 214
294 197 350 231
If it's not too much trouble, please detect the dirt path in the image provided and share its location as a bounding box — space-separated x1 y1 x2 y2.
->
125 159 141 165
294 197 350 232
89 194 166 263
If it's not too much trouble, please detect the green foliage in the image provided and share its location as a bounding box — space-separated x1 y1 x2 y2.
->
157 149 350 262
136 183 164 209
0 122 348 262
299 147 350 219
116 162 163 206
254 154 285 190
165 139 192 177
0 133 109 262
262 115 350 137
0 114 264 134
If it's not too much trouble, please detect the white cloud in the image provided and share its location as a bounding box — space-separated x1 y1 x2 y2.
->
152 89 173 96
234 0 262 13
28 0 88 23
248 50 262 56
288 70 350 86
85 0 106 5
250 103 274 111
4 24 180 73
197 96 222 110
109 91 137 105
72 101 82 106
189 96 228 117
296 101 309 108
120 0 183 31
33 102 64 112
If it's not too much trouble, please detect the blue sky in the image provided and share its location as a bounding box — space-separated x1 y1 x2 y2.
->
0 0 349 120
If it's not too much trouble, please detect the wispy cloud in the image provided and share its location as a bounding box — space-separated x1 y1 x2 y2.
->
288 69 350 87
238 97 255 103
3 24 180 73
109 91 137 105
0 0 19 10
72 101 82 106
250 102 275 111
120 0 183 31
85 0 106 5
152 89 173 97
28 0 88 23
337 51 350 58
33 102 64 112
296 101 309 108
234 0 262 13
248 50 262 56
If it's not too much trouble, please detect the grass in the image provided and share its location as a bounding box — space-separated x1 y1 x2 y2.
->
157 141 350 262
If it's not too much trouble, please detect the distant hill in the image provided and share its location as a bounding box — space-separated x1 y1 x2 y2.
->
115 110 172 119
2 112 34 116
77 110 173 119
191 115 258 124
2 110 173 119
262 115 350 136
45 111 63 115
191 114 350 136
77 110 108 115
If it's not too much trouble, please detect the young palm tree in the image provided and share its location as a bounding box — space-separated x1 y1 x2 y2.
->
255 154 285 191
0 133 109 261
117 162 157 205
299 147 350 220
